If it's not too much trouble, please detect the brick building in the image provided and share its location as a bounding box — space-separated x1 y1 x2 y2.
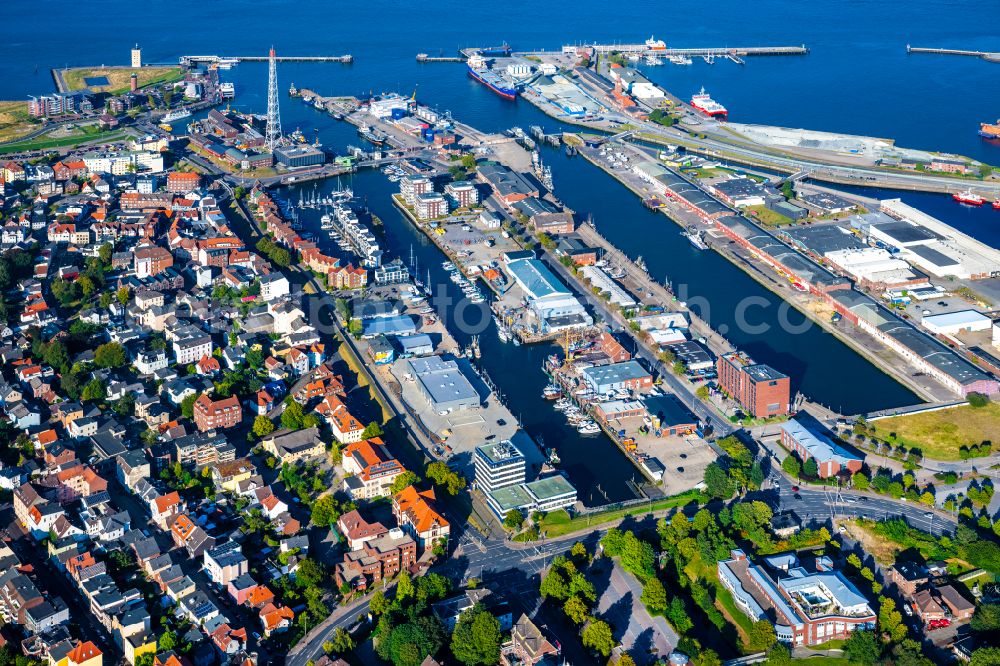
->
192 394 243 432
716 351 790 419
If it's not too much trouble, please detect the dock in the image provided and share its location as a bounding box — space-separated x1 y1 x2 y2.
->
181 54 353 65
906 45 1000 62
416 53 466 63
567 44 807 56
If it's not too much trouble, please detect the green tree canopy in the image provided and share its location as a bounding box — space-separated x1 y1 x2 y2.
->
450 604 501 666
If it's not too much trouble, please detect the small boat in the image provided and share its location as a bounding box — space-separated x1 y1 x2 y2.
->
553 399 572 411
546 448 561 465
635 256 648 273
994 199 1000 210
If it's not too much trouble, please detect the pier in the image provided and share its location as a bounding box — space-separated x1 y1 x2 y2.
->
569 44 807 56
181 54 353 65
906 45 1000 62
416 53 466 63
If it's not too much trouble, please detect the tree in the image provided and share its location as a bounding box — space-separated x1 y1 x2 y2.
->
581 619 615 657
802 456 818 478
370 590 389 616
765 644 792 666
99 243 113 265
640 577 668 613
311 494 345 527
181 393 199 419
971 647 1000 666
362 421 384 439
844 630 881 666
327 627 355 654
563 595 589 624
116 287 130 306
451 604 501 665
159 630 179 652
252 415 275 437
281 400 305 430
968 392 990 408
426 461 466 495
972 603 1000 633
570 541 589 561
93 341 127 368
389 471 420 495
703 462 735 499
666 597 693 634
81 377 106 402
782 455 801 478
396 571 415 601
878 596 907 642
749 620 777 652
853 473 870 491
539 568 568 600
503 509 523 532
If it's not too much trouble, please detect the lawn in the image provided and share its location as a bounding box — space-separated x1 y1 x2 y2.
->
537 489 705 538
745 204 794 227
0 127 126 155
62 66 183 94
0 101 41 143
870 403 1000 461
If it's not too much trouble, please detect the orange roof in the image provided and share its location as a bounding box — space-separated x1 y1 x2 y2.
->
154 491 181 514
394 485 449 534
171 513 197 540
259 603 294 630
261 495 283 511
35 429 58 446
67 641 102 664
246 584 275 608
344 438 391 469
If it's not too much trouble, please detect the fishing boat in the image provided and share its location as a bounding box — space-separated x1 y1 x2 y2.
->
635 256 648 273
546 448 561 465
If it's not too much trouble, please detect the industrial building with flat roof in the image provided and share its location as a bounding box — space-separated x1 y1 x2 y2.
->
274 144 326 168
920 310 993 336
828 289 998 396
581 360 653 394
407 355 480 413
506 258 592 333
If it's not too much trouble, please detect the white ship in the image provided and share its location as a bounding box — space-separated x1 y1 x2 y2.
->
161 108 192 123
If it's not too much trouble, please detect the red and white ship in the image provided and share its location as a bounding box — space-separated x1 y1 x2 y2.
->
952 189 985 206
690 87 728 119
993 199 1000 210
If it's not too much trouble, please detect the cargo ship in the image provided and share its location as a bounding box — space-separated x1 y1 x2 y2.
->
953 189 985 206
690 87 727 119
467 54 518 100
979 120 1000 139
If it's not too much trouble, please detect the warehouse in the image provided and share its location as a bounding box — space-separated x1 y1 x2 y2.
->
581 360 653 394
506 258 592 333
274 144 326 168
824 247 926 289
407 355 480 413
920 310 993 336
579 266 637 308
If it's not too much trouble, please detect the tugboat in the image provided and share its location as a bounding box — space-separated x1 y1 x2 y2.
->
953 189 985 206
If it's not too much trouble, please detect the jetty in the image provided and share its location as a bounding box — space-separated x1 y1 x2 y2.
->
561 44 807 56
906 45 1000 62
181 54 353 65
416 53 466 62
